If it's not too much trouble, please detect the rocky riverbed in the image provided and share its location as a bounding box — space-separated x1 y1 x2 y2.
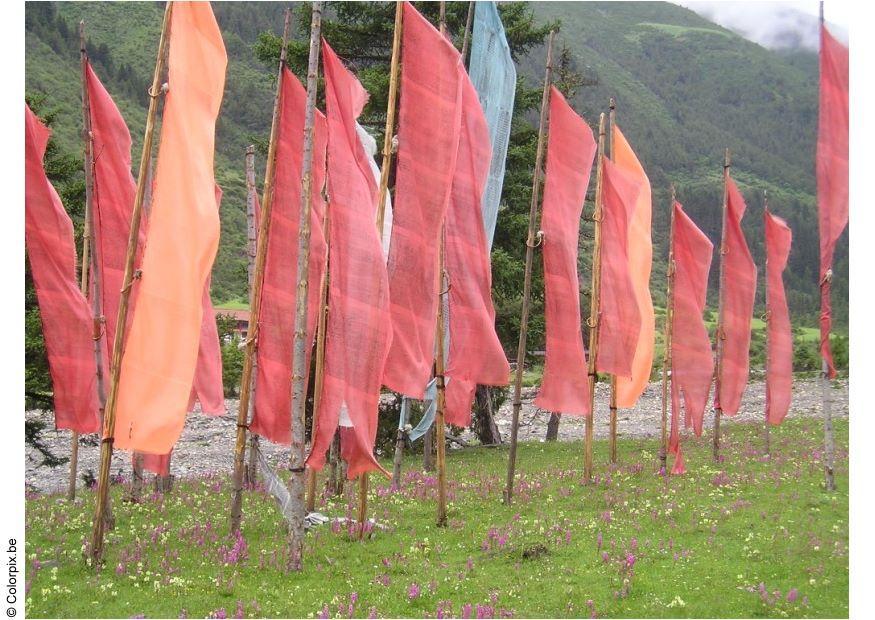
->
25 376 848 494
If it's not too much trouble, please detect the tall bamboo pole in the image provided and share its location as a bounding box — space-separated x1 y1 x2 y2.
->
229 9 292 534
584 113 608 484
89 2 173 566
818 0 836 493
288 1 325 567
435 245 449 527
430 0 451 530
460 0 475 63
659 185 677 474
71 21 96 502
376 0 402 234
384 0 407 492
607 98 618 465
712 148 731 463
244 145 260 486
762 190 771 457
504 31 555 505
305 199 330 513
357 0 401 538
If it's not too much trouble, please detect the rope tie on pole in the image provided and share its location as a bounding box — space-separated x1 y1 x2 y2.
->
821 268 833 286
439 270 451 297
92 316 106 341
526 230 544 248
119 269 142 294
148 82 170 98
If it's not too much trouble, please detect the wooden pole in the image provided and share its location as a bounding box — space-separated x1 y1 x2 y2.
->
229 9 293 534
659 185 677 474
713 148 731 463
89 2 173 566
435 234 449 527
356 470 369 540
584 113 608 484
288 0 324 567
305 191 330 513
376 0 402 234
430 0 451 530
762 190 771 457
244 145 260 486
71 21 94 502
607 98 618 466
460 0 475 64
819 0 836 492
379 0 405 495
504 31 555 505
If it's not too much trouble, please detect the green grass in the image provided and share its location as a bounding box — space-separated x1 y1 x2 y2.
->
26 418 847 618
637 22 732 39
215 299 250 312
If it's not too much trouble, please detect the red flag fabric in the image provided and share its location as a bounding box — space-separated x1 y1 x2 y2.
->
85 61 142 371
250 67 328 445
817 24 849 379
612 126 655 407
114 3 227 455
383 1 463 398
765 210 793 425
187 184 226 416
597 157 642 378
142 451 171 476
534 87 597 416
716 178 757 416
24 105 100 434
443 69 510 427
306 40 392 479
670 202 714 473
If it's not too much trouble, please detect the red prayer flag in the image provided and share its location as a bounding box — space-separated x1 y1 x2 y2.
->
306 40 392 479
187 185 226 416
534 87 597 416
383 1 463 398
114 3 227 455
142 451 171 476
817 24 848 379
765 210 793 425
716 178 757 416
250 67 328 445
444 68 510 426
597 158 642 378
85 62 142 371
24 104 100 434
670 202 714 473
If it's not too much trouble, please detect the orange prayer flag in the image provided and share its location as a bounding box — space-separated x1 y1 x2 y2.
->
114 2 227 455
611 126 655 408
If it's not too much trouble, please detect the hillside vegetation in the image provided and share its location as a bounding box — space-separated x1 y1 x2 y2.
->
24 1 848 333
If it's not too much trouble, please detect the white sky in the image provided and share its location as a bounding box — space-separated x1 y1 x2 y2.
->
678 1 850 48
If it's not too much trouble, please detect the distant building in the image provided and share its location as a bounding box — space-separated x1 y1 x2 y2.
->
215 309 250 341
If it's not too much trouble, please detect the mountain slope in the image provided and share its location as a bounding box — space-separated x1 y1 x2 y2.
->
24 1 847 329
528 1 845 326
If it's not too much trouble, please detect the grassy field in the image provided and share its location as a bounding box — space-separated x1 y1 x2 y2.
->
25 418 848 618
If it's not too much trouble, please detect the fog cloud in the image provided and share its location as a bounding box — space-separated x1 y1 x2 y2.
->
681 1 848 50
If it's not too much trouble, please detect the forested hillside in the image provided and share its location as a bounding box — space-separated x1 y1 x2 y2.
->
24 1 847 335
